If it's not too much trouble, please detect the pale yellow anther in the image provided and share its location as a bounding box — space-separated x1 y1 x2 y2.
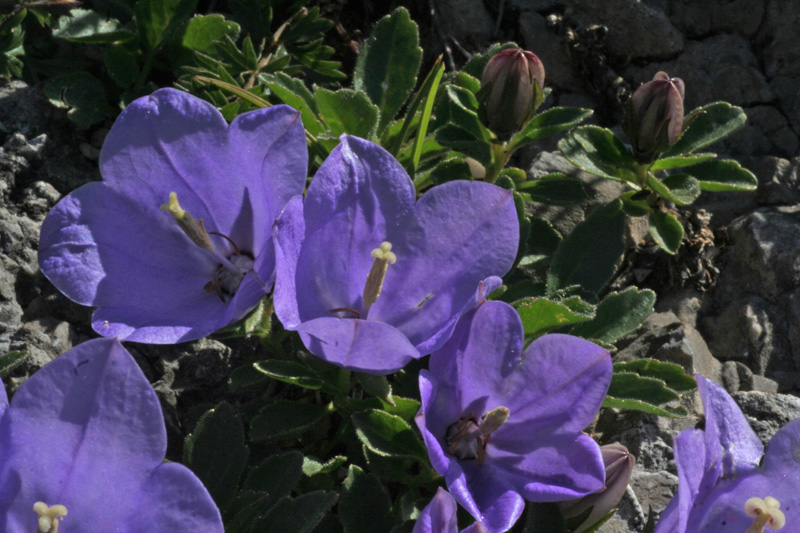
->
362 241 397 313
479 406 510 435
159 191 186 220
370 242 397 264
745 496 786 532
33 501 68 533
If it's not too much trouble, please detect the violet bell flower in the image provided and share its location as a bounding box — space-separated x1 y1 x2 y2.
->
413 488 486 533
0 337 223 532
415 300 612 532
273 135 518 374
655 374 799 533
39 88 307 343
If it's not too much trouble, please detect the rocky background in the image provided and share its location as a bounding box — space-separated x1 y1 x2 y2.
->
1 0 798 531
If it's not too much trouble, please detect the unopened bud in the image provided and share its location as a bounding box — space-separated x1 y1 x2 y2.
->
558 443 635 533
478 48 545 139
622 71 685 163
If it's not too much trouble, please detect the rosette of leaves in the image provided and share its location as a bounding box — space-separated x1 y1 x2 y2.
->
559 101 757 254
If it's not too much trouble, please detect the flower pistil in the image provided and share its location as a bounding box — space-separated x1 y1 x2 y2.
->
33 502 67 533
362 241 397 314
445 406 510 464
745 496 786 532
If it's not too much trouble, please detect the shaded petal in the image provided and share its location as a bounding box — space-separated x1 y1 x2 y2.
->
0 338 168 531
273 195 305 329
369 182 518 351
761 418 800 476
124 462 223 532
412 487 458 533
0 379 6 409
417 371 459 476
697 375 763 476
296 317 420 374
295 136 416 320
488 432 605 501
653 496 679 533
457 462 526 532
672 428 706 532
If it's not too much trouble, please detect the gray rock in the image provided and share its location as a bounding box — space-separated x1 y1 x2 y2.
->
510 0 564 12
723 106 800 159
732 390 800 443
519 12 580 90
627 33 774 112
667 0 766 38
567 0 684 60
752 156 800 206
433 0 496 50
757 0 800 133
615 311 722 383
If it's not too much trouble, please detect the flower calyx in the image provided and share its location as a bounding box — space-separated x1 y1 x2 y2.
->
745 496 786 532
446 406 510 465
33 501 67 533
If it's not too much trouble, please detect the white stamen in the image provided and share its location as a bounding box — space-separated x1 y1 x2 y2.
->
362 241 396 314
33 502 68 533
745 496 785 532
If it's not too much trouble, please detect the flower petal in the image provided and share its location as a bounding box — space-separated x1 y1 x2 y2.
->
456 462 526 532
296 317 420 374
670 428 706 532
0 338 168 531
368 181 518 351
273 195 306 329
123 462 223 532
417 370 459 476
294 136 416 320
697 374 763 476
412 487 458 533
488 432 606 501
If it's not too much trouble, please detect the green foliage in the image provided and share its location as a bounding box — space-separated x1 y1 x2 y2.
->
603 359 697 417
570 287 656 344
340 465 395 533
515 296 595 339
558 126 639 183
648 210 684 255
250 400 331 441
352 409 428 462
664 102 747 156
184 402 249 510
0 350 26 378
547 200 627 298
516 173 587 206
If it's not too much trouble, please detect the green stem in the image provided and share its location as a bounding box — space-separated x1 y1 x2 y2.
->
635 162 651 189
484 142 510 183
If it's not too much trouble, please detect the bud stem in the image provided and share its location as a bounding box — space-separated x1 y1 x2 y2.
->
485 142 511 184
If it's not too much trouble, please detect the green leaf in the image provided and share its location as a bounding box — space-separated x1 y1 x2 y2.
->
314 87 380 139
614 359 697 393
0 350 26 378
214 297 271 338
558 126 638 183
250 400 330 441
428 158 473 185
303 455 347 477
648 211 683 254
682 159 758 192
251 491 338 533
340 465 395 533
53 9 135 44
509 107 593 150
650 153 716 171
135 0 198 52
547 200 626 296
518 217 562 268
170 14 240 66
435 124 492 167
351 409 428 462
441 85 486 140
254 360 325 390
43 72 114 126
664 102 747 156
244 451 304 505
228 363 268 391
105 44 140 89
608 372 679 405
647 173 701 206
183 402 248 510
602 396 688 418
357 373 394 405
619 191 651 217
348 396 421 423
516 297 595 338
410 58 445 172
262 73 325 137
517 173 587 205
570 287 656 344
353 7 422 132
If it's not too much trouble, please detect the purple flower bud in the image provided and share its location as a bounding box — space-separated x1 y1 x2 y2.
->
478 48 545 139
558 443 635 532
623 71 685 162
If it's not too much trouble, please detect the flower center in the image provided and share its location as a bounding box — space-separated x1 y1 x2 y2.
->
745 496 786 532
33 502 67 533
361 242 396 314
161 192 253 301
445 406 510 464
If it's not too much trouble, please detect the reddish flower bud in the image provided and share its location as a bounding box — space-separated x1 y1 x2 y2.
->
623 71 685 162
478 48 545 139
558 443 635 533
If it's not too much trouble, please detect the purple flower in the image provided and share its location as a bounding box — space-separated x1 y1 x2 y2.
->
656 375 799 533
413 488 486 533
273 135 518 374
39 88 307 344
415 300 612 532
0 338 223 532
